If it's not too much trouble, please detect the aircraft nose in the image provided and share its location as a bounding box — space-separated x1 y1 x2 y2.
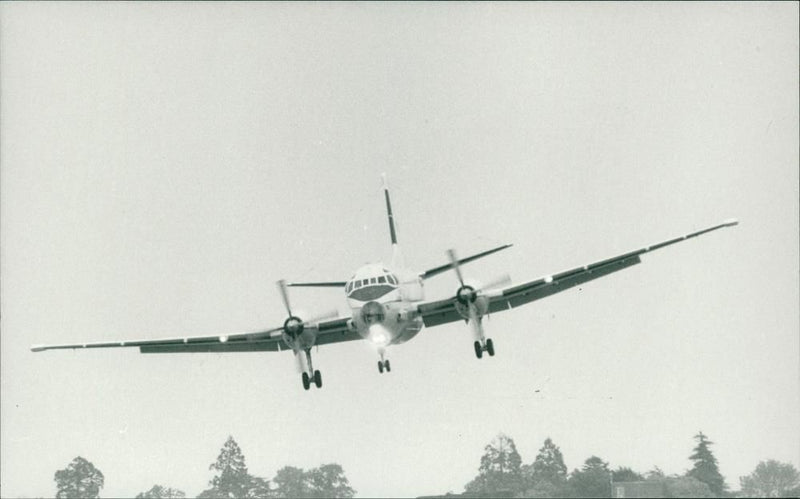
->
361 301 385 325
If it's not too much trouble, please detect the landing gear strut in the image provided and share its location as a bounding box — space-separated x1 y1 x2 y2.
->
300 348 322 390
474 338 495 359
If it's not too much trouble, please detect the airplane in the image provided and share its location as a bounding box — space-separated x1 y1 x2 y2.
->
32 175 739 391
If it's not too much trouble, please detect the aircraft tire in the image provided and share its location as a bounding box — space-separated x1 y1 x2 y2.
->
314 370 322 388
474 341 483 359
302 372 311 390
378 361 384 373
486 338 495 357
385 360 391 372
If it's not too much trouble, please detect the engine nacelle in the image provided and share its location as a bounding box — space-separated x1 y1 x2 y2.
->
454 287 489 320
282 315 317 349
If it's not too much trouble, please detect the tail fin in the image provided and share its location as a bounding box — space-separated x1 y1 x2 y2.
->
382 174 404 268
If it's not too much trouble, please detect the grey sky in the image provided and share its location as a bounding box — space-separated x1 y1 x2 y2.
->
2 2 798 498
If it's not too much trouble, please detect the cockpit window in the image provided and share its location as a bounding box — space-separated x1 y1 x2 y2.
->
378 276 386 284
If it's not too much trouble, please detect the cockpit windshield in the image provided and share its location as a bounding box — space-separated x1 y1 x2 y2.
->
345 269 399 294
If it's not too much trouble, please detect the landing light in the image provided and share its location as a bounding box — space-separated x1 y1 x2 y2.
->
369 325 390 346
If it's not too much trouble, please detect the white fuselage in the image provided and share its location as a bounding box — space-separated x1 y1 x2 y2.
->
344 263 425 347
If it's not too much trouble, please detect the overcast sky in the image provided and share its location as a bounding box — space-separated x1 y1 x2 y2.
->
2 2 798 498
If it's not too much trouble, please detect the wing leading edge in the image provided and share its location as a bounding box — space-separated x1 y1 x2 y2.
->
417 219 739 328
31 317 357 354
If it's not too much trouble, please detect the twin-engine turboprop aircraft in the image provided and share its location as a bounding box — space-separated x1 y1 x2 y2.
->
32 175 738 391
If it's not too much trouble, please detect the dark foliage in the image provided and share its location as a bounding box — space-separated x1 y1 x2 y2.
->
54 456 105 499
687 432 727 496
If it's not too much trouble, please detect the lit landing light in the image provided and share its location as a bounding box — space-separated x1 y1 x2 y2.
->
544 275 553 284
368 324 390 346
219 335 228 343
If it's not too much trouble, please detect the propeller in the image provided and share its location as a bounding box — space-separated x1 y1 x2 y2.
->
276 280 338 339
479 273 512 292
446 248 511 343
446 249 511 303
277 279 293 317
446 249 467 287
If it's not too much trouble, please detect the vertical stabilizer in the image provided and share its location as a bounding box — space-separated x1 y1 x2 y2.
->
382 174 405 268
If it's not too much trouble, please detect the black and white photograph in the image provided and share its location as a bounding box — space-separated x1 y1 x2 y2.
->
1 2 798 498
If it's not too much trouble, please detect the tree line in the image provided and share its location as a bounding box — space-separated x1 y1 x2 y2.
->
52 432 798 498
53 436 355 498
458 432 799 498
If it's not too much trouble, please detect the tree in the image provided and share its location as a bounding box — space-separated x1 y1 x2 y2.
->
644 466 665 481
271 464 355 498
272 466 308 498
687 432 726 496
611 467 644 483
520 438 569 497
739 460 800 498
531 438 568 484
245 476 273 499
54 456 105 499
567 456 611 498
305 464 355 498
135 485 186 498
522 480 565 498
200 436 272 499
464 434 524 496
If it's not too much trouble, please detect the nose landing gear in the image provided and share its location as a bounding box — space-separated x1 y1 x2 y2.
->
377 349 391 374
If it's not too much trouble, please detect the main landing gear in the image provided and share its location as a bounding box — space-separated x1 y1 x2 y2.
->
377 348 391 374
300 348 322 391
474 338 495 359
301 370 322 390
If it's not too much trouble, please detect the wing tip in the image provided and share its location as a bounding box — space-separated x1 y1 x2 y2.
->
30 344 46 352
722 218 739 227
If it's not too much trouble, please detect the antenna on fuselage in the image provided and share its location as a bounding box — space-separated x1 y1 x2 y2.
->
382 173 404 269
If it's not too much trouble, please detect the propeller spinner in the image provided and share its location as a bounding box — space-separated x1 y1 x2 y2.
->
276 280 337 340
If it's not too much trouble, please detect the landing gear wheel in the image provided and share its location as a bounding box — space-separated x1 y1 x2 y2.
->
313 370 322 388
474 341 483 359
486 338 495 357
302 372 311 390
378 361 384 373
385 360 391 372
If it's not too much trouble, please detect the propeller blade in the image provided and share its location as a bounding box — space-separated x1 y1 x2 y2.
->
277 279 292 317
479 273 512 292
446 249 465 286
304 309 339 326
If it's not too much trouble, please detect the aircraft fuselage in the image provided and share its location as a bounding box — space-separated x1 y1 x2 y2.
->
344 263 425 348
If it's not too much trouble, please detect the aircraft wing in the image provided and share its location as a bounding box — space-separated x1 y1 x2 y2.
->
417 219 738 328
31 316 357 354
